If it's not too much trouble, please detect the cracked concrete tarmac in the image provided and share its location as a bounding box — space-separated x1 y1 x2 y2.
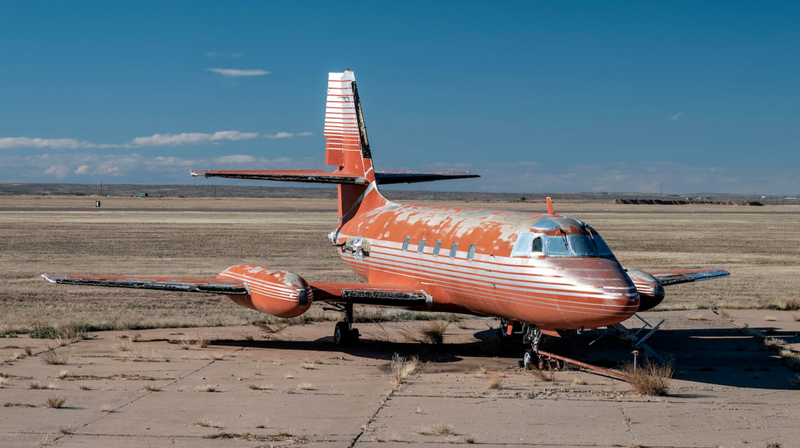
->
1 311 799 448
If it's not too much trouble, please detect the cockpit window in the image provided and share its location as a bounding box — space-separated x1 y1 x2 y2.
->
511 231 613 258
532 236 542 253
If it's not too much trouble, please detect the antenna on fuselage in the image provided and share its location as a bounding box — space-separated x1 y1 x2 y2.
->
546 197 555 215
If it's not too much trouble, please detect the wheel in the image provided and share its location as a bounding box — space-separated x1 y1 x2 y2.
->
523 350 534 370
349 327 360 343
333 322 348 345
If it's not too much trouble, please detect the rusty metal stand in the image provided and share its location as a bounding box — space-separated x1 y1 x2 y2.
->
535 349 629 381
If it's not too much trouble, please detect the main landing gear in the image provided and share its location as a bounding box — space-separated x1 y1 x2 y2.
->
331 303 360 346
509 322 562 371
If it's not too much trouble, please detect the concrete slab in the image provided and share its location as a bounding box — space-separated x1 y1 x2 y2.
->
2 312 799 447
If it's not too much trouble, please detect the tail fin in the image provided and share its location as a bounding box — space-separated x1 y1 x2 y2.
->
190 70 479 220
324 70 384 219
325 70 374 181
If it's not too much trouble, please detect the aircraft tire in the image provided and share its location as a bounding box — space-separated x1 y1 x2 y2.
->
523 350 534 370
334 322 359 346
334 322 348 345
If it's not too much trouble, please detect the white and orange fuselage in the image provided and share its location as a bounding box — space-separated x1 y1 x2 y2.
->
330 193 639 331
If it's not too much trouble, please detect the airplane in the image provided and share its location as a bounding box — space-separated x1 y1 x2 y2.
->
43 70 729 367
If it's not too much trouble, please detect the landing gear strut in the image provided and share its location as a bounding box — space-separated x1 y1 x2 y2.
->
332 303 360 346
516 324 562 370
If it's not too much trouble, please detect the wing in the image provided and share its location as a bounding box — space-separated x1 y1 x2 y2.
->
309 282 430 307
41 274 247 295
647 268 730 286
42 274 429 307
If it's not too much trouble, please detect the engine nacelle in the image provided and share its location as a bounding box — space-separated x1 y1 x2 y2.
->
625 268 665 312
218 264 312 318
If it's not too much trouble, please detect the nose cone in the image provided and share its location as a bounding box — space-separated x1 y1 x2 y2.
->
553 258 639 328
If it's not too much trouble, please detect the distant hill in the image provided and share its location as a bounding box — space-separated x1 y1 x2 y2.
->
0 182 784 204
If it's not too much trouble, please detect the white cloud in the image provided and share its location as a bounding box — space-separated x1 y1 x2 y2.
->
0 130 309 150
129 131 259 147
671 112 684 121
74 165 89 175
264 132 294 139
206 52 217 58
44 165 70 178
207 68 270 77
0 137 94 150
229 52 243 58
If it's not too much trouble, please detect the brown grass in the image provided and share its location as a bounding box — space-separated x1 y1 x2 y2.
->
416 423 455 436
202 432 308 443
296 382 315 391
391 354 420 385
420 321 448 345
249 384 273 391
41 348 70 365
300 361 315 370
621 362 674 396
143 384 163 392
28 381 42 389
4 198 800 334
123 347 169 362
778 350 800 371
44 395 67 408
196 384 217 392
195 418 223 428
101 404 115 413
255 321 288 334
0 377 7 388
486 372 504 390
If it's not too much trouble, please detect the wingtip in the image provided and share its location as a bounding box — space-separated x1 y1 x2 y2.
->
41 273 57 283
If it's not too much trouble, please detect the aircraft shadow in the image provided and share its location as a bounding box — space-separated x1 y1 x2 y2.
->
213 325 798 390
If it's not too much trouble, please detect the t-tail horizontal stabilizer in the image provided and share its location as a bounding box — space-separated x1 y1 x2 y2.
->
190 169 479 185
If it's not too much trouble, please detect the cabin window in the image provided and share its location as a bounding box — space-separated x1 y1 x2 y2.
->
417 238 426 254
449 242 459 258
467 244 477 261
433 240 442 256
402 236 410 252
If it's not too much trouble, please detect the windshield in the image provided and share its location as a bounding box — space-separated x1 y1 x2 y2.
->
512 232 614 258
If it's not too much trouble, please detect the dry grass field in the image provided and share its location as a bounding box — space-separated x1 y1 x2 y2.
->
1 195 799 336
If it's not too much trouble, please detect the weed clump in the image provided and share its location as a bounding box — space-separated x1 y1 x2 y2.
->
44 395 67 408
391 354 420 385
41 348 70 365
621 361 674 396
420 321 448 345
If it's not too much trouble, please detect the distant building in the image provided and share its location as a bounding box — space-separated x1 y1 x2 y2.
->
134 192 148 197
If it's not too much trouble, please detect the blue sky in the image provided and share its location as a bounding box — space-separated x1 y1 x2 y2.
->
1 1 798 194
